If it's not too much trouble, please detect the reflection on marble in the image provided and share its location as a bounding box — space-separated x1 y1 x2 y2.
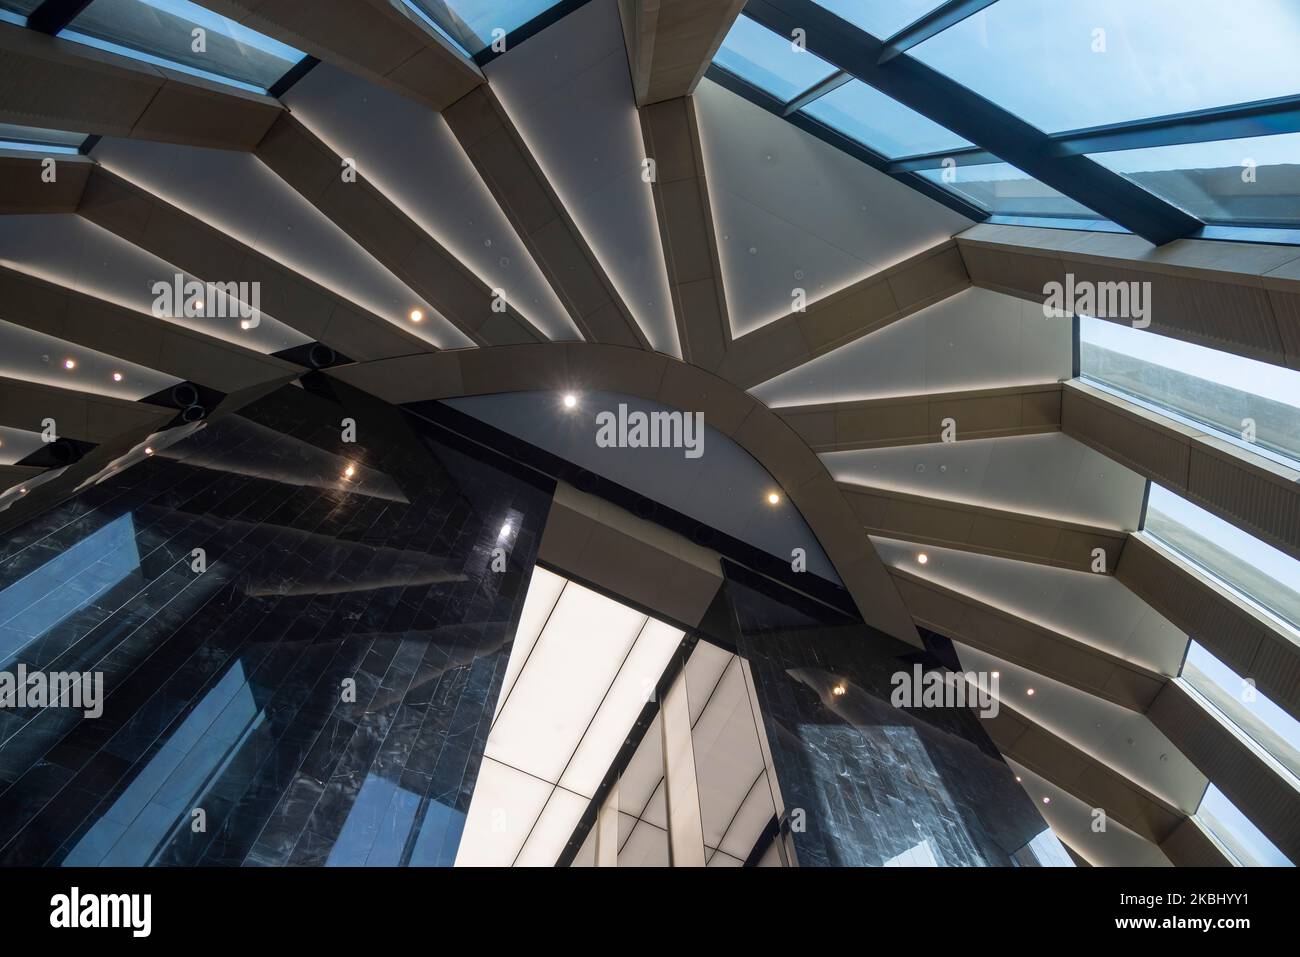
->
723 563 1048 867
0 381 553 866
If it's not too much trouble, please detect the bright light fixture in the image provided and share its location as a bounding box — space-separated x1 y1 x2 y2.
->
63 358 76 370
1026 688 1035 696
562 394 577 409
767 492 781 505
112 372 123 382
831 683 846 696
344 464 356 478
917 553 929 564
409 308 424 323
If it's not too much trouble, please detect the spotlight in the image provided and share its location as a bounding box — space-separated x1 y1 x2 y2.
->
991 671 1000 679
63 358 76 370
240 320 252 330
1042 796 1051 805
1015 776 1022 783
112 372 123 382
500 522 513 537
767 492 780 505
144 447 154 456
344 464 356 479
562 393 577 409
1026 688 1035 696
917 553 929 565
409 308 424 323
831 684 846 697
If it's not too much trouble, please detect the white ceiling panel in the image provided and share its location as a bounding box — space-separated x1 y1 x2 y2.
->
825 432 1146 529
454 757 554 867
0 425 44 465
485 0 677 355
1006 760 1173 868
0 317 179 400
281 62 575 343
694 78 972 337
494 565 566 720
514 786 588 867
91 136 469 349
753 287 1070 406
0 215 309 354
872 536 1188 674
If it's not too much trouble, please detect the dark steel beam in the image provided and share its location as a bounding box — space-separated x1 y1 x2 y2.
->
876 0 1000 65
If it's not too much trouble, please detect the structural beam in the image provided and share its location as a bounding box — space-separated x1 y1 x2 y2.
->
324 343 923 646
775 383 1062 452
983 701 1187 845
716 240 969 389
0 375 175 443
1118 535 1300 724
660 661 706 866
443 86 649 348
841 483 1126 573
0 152 91 213
958 223 1300 370
1159 817 1233 867
191 0 484 110
255 113 545 346
640 95 730 368
0 265 302 393
888 564 1167 710
1063 380 1300 561
75 166 431 362
1148 680 1300 862
0 22 282 150
745 0 1201 245
876 0 999 65
619 0 746 106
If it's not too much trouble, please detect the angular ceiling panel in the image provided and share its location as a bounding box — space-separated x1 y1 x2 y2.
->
754 287 1070 406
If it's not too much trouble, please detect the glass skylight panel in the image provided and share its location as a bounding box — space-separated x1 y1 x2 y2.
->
801 78 971 158
1196 784 1293 866
0 123 85 154
917 161 1105 219
911 0 1300 134
1091 133 1300 227
1080 316 1300 465
0 0 41 24
813 0 950 38
714 15 838 103
406 1 568 56
1182 642 1300 782
1144 485 1300 633
62 0 306 94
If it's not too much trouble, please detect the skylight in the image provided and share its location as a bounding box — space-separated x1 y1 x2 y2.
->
1181 642 1300 783
0 122 85 154
60 0 306 94
1196 783 1293 867
910 0 1300 134
403 0 571 57
714 14 839 102
917 161 1104 219
812 0 951 39
801 78 972 159
1091 132 1300 227
1143 485 1300 634
1079 316 1300 466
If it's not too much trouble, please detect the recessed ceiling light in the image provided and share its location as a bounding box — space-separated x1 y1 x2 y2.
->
831 683 846 696
409 308 424 323
767 492 781 505
144 447 154 456
1042 796 1051 804
240 320 252 330
500 522 512 537
1026 688 1035 696
991 671 1000 679
112 371 123 382
63 358 76 370
1015 776 1022 782
344 464 356 478
562 393 577 409
917 553 929 565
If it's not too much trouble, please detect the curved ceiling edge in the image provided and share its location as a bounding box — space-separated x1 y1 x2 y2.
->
326 342 923 647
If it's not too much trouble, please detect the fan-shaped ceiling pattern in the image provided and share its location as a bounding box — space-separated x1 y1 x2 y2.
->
1 0 1299 868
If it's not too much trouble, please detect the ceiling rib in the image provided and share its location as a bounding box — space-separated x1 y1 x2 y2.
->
640 94 731 369
717 239 970 390
0 151 91 212
775 382 1062 453
0 21 282 150
875 0 999 65
620 0 747 107
255 113 546 347
1063 380 1300 562
0 374 174 443
743 0 1202 246
443 85 649 349
0 264 303 394
841 481 1127 574
189 0 484 111
888 564 1168 711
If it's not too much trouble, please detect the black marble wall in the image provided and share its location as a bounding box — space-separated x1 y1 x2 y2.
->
722 564 1049 867
0 381 553 866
